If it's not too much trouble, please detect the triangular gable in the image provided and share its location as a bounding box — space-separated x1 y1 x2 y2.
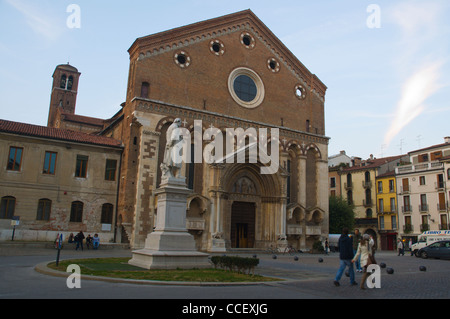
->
128 9 326 99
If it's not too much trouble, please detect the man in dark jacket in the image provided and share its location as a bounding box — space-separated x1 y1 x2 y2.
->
75 231 85 251
334 228 357 286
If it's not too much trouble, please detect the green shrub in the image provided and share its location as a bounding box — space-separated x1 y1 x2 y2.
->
210 256 259 275
313 240 324 252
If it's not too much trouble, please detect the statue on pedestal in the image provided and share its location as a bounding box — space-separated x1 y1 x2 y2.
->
160 118 184 179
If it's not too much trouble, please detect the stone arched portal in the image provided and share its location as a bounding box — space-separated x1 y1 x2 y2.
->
220 163 283 250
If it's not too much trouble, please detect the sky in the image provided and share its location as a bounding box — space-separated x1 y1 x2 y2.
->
0 0 449 160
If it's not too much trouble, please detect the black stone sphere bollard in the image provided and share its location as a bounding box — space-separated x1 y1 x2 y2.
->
386 267 394 274
419 266 427 272
380 262 386 268
318 258 323 263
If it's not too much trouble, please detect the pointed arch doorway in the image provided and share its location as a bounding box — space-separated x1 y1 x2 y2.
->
231 201 255 248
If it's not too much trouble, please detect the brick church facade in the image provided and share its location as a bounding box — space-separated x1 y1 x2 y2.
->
1 10 329 251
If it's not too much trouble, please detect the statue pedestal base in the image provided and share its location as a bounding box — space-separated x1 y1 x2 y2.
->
129 176 210 270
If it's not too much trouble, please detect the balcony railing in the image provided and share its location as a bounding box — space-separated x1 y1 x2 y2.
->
420 224 430 232
363 199 373 207
439 224 450 230
403 224 414 233
419 204 428 212
395 161 443 174
402 206 412 213
344 182 352 190
378 206 396 214
400 186 410 194
362 181 372 189
435 181 445 190
438 203 447 211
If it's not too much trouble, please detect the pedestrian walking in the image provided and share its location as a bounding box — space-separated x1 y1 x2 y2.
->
334 228 357 287
352 234 375 289
397 238 404 256
409 239 413 256
352 229 362 272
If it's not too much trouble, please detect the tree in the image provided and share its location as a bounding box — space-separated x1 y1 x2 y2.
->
329 196 355 234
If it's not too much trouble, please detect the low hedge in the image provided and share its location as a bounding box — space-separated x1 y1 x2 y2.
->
210 256 259 275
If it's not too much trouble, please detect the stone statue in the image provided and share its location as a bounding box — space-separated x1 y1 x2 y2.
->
161 118 184 179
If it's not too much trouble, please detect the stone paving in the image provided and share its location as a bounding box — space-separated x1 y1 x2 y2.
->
1 243 449 299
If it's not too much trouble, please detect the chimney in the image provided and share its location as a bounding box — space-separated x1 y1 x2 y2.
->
445 137 450 144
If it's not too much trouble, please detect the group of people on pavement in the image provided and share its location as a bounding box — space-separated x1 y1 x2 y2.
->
67 231 100 250
334 228 376 290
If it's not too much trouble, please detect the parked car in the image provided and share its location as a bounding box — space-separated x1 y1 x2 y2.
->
418 240 450 259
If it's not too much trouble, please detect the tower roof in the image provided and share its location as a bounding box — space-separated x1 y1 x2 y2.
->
53 63 80 77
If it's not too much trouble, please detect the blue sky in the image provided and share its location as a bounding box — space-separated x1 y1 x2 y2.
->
1 0 449 160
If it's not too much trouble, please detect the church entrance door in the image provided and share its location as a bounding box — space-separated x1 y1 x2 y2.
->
231 202 255 248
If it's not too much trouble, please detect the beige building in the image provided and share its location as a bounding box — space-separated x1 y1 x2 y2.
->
396 137 450 240
0 120 123 242
340 155 408 245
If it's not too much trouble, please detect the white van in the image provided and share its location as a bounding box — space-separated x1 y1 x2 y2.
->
412 230 450 256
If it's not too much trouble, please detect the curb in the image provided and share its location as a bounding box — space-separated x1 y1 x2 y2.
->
34 260 289 287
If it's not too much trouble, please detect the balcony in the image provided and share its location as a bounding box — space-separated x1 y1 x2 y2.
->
439 224 450 230
435 181 446 191
403 224 414 233
363 199 373 207
378 206 396 214
399 186 410 194
344 182 353 190
419 204 428 212
402 206 412 214
396 162 443 174
362 181 372 189
438 203 447 211
420 224 430 232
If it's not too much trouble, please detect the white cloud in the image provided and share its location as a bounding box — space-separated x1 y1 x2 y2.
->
383 1 447 147
5 0 63 40
384 61 443 147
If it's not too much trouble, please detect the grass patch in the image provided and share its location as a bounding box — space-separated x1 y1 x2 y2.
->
48 258 279 283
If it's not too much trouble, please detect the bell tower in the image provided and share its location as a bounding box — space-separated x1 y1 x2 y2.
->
47 63 81 128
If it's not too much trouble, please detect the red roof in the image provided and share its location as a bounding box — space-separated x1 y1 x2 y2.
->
341 155 406 172
0 119 123 149
61 113 105 127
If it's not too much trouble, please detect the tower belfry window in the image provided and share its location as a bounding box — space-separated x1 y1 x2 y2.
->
67 76 73 90
60 75 67 89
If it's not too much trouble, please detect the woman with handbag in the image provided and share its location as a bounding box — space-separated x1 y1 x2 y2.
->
351 234 375 289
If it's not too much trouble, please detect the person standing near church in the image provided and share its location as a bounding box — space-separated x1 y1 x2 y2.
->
75 231 85 251
352 229 362 272
334 228 357 287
